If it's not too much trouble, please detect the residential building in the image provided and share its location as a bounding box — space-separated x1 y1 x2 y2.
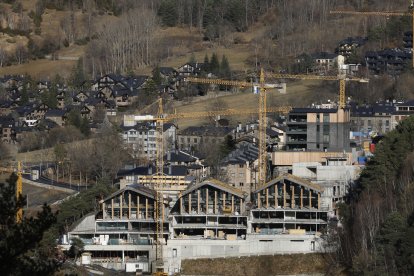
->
391 99 414 129
121 121 176 161
365 48 411 75
350 101 397 134
286 107 350 151
220 141 258 194
64 176 330 273
336 36 367 57
177 126 233 152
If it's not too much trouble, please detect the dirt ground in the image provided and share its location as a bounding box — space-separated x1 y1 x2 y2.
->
181 253 344 276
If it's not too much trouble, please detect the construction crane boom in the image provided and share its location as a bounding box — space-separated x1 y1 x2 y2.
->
268 73 368 109
331 6 414 68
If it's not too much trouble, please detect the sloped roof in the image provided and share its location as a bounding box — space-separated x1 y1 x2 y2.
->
254 173 324 193
101 184 157 203
182 178 245 198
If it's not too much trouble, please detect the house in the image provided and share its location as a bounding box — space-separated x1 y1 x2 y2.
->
220 141 258 194
391 99 414 129
310 52 338 72
0 116 16 143
336 36 367 57
0 100 17 116
72 91 89 105
177 126 234 152
350 101 397 134
177 62 205 76
403 31 413 50
365 48 411 75
44 109 67 126
165 150 209 181
112 87 139 108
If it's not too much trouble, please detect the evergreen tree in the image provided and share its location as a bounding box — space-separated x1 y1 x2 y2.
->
158 0 178 27
189 53 196 64
220 54 231 78
20 80 29 105
152 66 162 86
203 53 210 73
210 53 220 76
70 58 86 89
80 116 91 137
0 174 58 275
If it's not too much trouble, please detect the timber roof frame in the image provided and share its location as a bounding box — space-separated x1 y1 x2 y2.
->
254 173 324 193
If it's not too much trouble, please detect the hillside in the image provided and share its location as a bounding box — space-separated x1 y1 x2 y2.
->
0 0 411 79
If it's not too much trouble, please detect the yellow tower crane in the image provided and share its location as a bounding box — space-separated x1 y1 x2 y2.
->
1 161 26 223
269 73 369 109
331 5 414 68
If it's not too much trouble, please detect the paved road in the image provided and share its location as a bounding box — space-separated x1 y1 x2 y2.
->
23 164 89 192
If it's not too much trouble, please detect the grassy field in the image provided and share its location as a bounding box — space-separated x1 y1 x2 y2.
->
22 182 72 208
172 79 337 129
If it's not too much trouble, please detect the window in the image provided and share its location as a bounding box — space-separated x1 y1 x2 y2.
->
323 125 329 134
173 248 177 257
187 137 191 143
239 182 244 187
323 113 329 123
367 120 372 126
316 125 320 132
194 138 198 143
385 120 389 126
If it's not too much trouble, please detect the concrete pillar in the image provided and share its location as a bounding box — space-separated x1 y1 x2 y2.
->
145 198 148 219
179 192 183 214
257 192 261 208
197 190 200 214
231 195 234 213
206 188 209 214
275 184 278 208
283 182 286 208
300 187 303 209
266 188 269 208
137 195 140 218
102 202 106 219
128 193 131 219
214 190 217 214
240 198 243 214
318 193 320 210
111 199 114 219
291 185 295 208
309 190 312 209
189 193 192 214
223 192 226 209
120 194 123 219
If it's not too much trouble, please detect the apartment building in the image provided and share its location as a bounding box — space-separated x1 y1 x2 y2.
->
286 108 350 151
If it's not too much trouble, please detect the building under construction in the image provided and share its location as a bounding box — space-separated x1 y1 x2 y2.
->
63 174 330 274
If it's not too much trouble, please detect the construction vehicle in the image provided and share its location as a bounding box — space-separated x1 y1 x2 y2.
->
331 3 414 68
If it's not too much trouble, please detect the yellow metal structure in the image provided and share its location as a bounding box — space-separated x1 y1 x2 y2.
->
269 73 368 109
16 161 23 223
142 96 291 271
330 7 414 69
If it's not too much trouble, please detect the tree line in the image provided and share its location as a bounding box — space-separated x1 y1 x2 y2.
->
334 115 414 274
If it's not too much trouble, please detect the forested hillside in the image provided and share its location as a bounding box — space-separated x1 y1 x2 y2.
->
337 116 414 274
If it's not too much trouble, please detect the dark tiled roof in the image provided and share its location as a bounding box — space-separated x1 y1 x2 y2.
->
165 150 197 163
179 126 233 136
311 52 337 60
45 109 66 117
222 141 258 165
290 108 337 114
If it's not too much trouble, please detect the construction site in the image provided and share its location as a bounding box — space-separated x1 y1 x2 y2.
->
60 68 362 275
